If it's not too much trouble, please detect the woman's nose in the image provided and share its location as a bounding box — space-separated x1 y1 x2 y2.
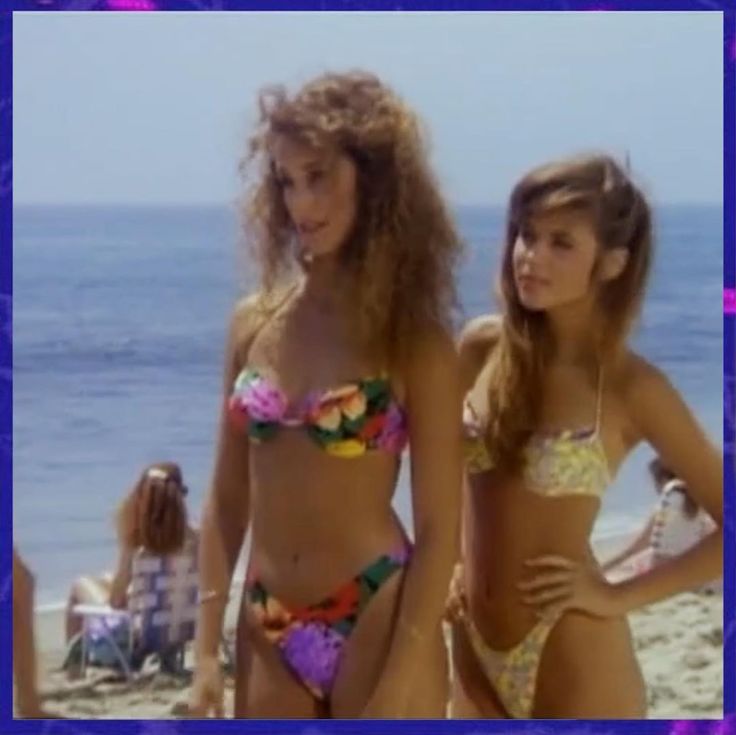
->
287 184 317 220
522 239 548 266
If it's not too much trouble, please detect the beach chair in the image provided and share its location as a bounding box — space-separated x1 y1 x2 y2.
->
71 536 199 681
604 482 721 591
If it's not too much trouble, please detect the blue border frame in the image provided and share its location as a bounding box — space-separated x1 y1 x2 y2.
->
724 3 736 727
1 3 732 734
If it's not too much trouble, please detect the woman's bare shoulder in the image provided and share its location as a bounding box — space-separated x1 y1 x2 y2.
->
457 314 502 389
458 314 502 353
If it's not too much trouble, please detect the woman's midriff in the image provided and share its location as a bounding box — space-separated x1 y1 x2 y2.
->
245 431 408 606
464 473 601 649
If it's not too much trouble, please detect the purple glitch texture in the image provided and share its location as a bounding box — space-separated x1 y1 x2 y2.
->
0 292 10 343
724 0 735 727
181 0 226 7
0 572 9 605
138 723 184 735
49 0 102 8
726 289 736 314
0 293 9 469
105 0 158 8
668 724 710 735
694 0 728 9
0 4 11 730
726 375 735 468
711 716 736 735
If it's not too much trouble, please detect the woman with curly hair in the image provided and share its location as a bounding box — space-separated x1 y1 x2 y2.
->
189 71 463 719
448 154 722 718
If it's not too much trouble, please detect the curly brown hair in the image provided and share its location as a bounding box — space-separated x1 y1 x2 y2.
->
239 70 463 365
486 154 653 471
123 462 188 555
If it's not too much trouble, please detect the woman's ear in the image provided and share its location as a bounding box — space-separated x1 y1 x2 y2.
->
599 247 629 282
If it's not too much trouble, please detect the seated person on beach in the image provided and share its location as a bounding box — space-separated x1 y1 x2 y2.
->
601 458 717 586
13 547 60 718
64 462 199 661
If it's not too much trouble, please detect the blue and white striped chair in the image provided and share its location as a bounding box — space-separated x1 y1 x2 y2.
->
72 532 199 680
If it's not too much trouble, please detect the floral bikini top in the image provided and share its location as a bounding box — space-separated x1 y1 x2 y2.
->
463 369 611 499
228 368 408 459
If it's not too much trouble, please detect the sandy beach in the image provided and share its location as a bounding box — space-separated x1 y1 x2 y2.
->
630 590 723 719
20 575 723 720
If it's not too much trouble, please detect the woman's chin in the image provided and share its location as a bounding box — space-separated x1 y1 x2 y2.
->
518 297 548 312
303 245 342 262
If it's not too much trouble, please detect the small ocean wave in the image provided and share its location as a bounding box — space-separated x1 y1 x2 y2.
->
13 334 221 372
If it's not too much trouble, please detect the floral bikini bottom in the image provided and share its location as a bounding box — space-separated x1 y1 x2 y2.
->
245 543 412 702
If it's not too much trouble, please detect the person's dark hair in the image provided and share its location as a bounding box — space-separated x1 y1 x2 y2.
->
648 457 698 518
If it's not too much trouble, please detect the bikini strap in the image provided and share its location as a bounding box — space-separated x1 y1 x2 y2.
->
241 281 301 363
594 365 604 435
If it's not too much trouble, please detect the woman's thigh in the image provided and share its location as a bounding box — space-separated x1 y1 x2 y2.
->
404 627 448 718
533 612 646 719
69 575 113 605
234 610 319 719
330 570 449 718
329 570 403 717
448 618 507 719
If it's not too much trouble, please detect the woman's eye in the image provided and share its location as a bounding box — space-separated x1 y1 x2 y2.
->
277 176 293 189
307 169 324 184
552 237 573 250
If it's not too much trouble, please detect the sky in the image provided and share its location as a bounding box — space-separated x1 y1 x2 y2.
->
13 11 723 207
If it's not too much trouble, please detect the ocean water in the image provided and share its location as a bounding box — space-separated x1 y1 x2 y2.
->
12 204 723 606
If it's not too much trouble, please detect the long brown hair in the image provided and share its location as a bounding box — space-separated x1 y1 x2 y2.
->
239 70 463 366
122 462 188 555
486 154 653 470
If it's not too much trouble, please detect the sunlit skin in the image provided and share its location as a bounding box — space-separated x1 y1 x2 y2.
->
190 128 460 719
271 136 359 264
513 209 602 315
13 549 60 718
450 205 722 719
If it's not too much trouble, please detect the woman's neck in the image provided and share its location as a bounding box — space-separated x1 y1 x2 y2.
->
298 253 349 312
543 295 600 365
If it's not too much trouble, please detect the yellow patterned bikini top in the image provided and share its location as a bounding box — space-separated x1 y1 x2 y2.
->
463 370 611 499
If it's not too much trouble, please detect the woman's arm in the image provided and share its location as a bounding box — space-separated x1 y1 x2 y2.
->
457 314 500 393
445 315 501 607
109 545 135 609
193 297 259 663
13 549 42 717
523 356 722 619
363 327 463 717
610 357 723 610
106 490 137 608
599 516 656 574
